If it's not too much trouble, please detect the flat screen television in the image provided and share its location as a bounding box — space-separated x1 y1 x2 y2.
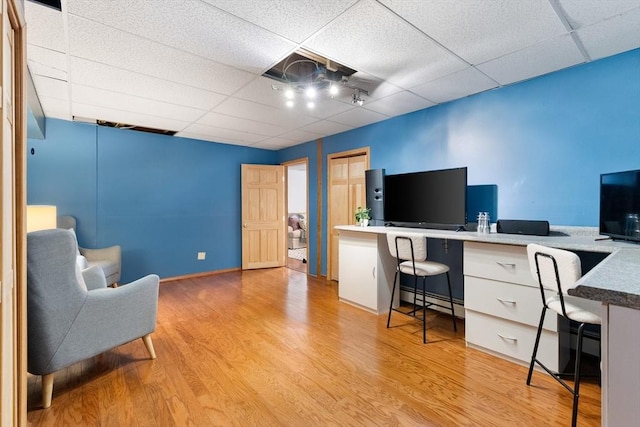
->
384 167 467 230
600 169 640 243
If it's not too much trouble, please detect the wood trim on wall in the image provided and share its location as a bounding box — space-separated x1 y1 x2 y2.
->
316 139 323 278
7 0 27 425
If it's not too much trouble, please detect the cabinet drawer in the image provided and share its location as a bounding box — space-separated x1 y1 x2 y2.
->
464 241 534 287
464 276 557 330
465 310 558 370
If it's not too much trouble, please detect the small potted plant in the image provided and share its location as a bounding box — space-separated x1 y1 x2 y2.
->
355 207 371 227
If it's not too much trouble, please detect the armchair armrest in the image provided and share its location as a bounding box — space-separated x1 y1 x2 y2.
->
80 245 121 264
82 265 107 291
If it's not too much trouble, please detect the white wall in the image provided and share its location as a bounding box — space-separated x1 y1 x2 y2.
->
288 168 306 213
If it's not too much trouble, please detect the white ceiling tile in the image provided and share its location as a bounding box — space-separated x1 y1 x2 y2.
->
251 137 299 150
28 60 68 82
304 0 467 88
328 107 388 128
213 97 318 129
277 129 323 144
67 15 256 95
557 1 640 28
66 0 296 74
300 120 353 136
202 0 360 43
477 35 585 86
179 123 269 144
363 91 435 116
71 102 191 132
69 57 227 111
27 45 67 78
32 75 69 101
38 96 71 120
197 111 287 137
71 85 207 123
25 1 66 52
410 68 499 104
380 0 567 65
574 7 640 60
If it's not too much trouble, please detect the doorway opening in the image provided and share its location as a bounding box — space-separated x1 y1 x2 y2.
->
285 160 308 273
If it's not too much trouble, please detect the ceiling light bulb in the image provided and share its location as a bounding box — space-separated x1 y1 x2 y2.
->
305 87 316 99
286 100 294 108
307 101 315 109
285 88 295 99
357 98 364 106
329 84 339 96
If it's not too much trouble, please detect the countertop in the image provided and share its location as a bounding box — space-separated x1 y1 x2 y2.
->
336 225 640 310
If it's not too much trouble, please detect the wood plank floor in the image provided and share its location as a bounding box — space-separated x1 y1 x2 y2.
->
27 268 601 426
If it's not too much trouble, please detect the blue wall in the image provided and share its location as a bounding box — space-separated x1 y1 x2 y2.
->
319 49 640 275
28 49 640 280
28 120 277 282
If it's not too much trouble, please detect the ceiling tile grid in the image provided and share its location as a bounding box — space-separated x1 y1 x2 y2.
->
24 0 640 150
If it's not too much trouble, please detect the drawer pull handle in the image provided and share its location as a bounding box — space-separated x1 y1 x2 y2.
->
496 297 516 305
496 262 516 268
497 333 518 342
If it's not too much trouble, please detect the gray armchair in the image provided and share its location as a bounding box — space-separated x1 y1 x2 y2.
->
57 215 121 286
27 228 160 408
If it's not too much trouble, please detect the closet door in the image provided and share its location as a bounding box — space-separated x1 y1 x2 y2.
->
327 151 368 281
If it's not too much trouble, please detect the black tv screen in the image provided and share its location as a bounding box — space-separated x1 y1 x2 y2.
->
600 169 640 242
384 167 467 230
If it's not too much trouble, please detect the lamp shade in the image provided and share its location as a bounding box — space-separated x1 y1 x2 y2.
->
26 205 57 232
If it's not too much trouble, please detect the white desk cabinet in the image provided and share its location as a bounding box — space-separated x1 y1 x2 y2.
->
463 241 559 370
338 229 396 314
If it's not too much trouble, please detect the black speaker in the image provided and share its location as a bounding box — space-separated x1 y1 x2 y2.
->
365 169 385 225
497 219 550 236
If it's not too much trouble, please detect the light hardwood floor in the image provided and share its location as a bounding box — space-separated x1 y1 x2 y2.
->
27 268 601 426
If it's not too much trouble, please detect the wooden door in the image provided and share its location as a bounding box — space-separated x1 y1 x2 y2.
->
241 164 285 270
327 152 368 281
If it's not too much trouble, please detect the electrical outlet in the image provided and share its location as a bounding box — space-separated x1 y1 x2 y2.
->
197 252 206 260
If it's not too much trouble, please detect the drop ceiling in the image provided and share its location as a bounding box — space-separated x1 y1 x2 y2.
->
25 0 640 150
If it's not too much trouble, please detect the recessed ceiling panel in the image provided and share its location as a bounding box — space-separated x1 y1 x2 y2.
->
380 0 567 65
213 97 318 129
66 0 296 74
300 120 353 136
25 1 66 52
477 35 585 85
71 85 208 123
196 111 287 137
71 102 191 132
575 7 640 60
202 0 359 43
304 0 467 89
32 75 69 101
70 57 227 111
363 91 435 116
410 68 498 104
67 16 256 95
327 106 388 128
558 0 640 28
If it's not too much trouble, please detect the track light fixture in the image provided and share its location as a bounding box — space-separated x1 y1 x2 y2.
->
352 89 364 106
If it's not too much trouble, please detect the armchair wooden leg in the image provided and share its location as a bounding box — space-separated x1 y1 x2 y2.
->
111 283 118 288
142 334 157 359
42 373 54 409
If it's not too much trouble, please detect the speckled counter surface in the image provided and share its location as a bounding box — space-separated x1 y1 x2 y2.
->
570 249 640 310
336 224 640 310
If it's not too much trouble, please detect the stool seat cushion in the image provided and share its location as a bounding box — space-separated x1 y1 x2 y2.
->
546 295 602 325
399 260 449 276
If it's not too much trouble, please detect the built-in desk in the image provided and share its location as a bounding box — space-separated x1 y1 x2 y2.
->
336 225 640 426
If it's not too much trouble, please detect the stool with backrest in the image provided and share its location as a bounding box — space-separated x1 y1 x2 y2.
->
386 232 457 343
526 243 602 427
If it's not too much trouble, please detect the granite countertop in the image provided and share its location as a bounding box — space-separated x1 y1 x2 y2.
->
569 248 640 310
336 224 640 310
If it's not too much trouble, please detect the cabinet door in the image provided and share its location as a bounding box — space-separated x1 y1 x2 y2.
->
338 231 378 311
